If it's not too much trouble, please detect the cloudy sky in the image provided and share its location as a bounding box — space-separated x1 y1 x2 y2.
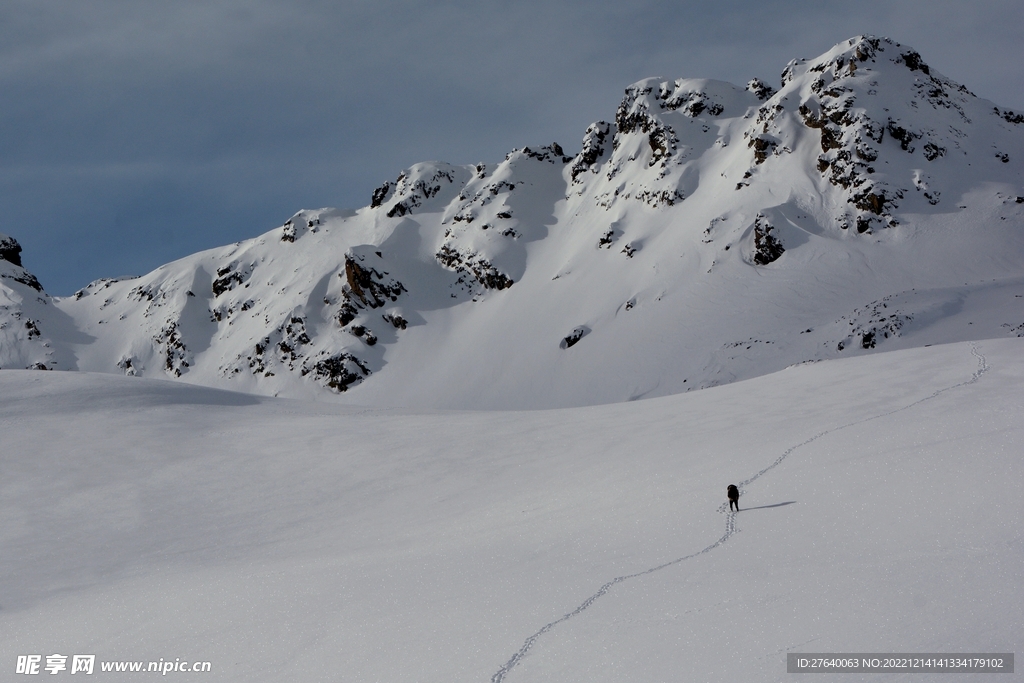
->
4 0 1023 295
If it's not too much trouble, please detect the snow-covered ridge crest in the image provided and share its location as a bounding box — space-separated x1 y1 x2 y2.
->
2 36 1023 409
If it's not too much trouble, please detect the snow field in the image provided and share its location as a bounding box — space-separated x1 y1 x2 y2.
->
1 339 1022 681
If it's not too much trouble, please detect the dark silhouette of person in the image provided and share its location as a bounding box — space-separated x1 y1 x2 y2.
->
727 484 739 512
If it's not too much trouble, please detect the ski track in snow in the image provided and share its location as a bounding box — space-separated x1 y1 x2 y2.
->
489 343 989 683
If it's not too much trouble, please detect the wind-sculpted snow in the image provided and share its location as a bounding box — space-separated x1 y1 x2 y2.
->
1 36 1023 408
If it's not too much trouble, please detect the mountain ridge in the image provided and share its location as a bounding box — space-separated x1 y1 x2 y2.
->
2 35 1023 409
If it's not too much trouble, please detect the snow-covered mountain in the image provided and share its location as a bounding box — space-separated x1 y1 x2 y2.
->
3 36 1024 408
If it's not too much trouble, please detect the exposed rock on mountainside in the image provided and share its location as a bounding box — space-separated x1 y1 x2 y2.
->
0 233 53 370
750 214 785 265
378 163 467 218
0 234 25 267
561 326 589 349
0 234 42 292
570 122 612 184
302 352 370 392
339 248 408 324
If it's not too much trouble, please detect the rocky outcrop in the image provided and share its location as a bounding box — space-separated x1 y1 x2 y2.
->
154 320 191 377
751 214 785 265
232 313 374 391
560 326 589 349
833 293 914 351
435 245 514 291
655 81 727 117
431 144 570 293
0 234 43 292
515 144 572 164
212 262 254 297
0 234 25 267
376 163 467 218
301 352 370 392
570 122 612 183
748 135 778 164
1 268 43 292
615 84 680 170
338 249 408 326
746 78 776 101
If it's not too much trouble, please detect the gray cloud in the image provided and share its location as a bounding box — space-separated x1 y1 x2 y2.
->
3 0 1022 293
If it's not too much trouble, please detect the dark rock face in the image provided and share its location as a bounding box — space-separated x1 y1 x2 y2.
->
382 313 407 330
898 50 929 75
749 135 778 164
301 353 370 392
752 214 785 265
278 213 323 243
605 78 732 211
834 293 913 352
117 356 139 376
570 122 612 183
383 167 459 218
346 324 376 345
0 234 44 291
561 326 589 349
332 248 407 377
435 245 514 291
794 48 896 231
3 270 43 292
746 78 777 101
516 144 572 164
342 252 407 310
212 263 254 297
994 107 1024 125
277 317 312 365
154 321 190 377
655 81 726 117
0 234 24 267
615 85 680 171
597 227 620 249
234 311 377 390
370 181 394 208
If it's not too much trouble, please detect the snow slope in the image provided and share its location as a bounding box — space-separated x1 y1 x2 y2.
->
2 36 1024 409
2 338 1021 681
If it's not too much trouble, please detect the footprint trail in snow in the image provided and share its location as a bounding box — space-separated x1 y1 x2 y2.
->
490 343 989 683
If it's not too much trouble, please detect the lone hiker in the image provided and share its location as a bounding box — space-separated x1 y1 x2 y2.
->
727 484 739 512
